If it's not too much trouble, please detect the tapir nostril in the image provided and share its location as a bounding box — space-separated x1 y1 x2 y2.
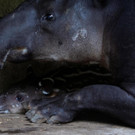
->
8 47 32 62
21 48 29 55
0 47 32 69
10 47 29 57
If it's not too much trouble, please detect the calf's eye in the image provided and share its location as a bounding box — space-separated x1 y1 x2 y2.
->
16 94 24 102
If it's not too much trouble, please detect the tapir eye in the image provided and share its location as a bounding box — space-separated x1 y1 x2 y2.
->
46 13 55 21
41 13 55 22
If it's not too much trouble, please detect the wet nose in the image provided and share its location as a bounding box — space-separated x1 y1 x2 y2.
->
0 47 32 69
8 47 32 61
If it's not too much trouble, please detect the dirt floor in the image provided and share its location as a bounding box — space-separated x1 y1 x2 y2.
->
0 114 135 135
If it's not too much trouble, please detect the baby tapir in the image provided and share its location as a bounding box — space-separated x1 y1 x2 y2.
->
0 0 135 127
0 87 39 114
0 80 61 114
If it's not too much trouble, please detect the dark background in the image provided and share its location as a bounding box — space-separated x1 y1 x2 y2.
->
0 0 24 17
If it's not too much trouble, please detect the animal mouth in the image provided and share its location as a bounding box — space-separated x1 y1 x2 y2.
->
0 47 31 69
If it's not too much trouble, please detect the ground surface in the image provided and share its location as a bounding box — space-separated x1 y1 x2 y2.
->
0 114 135 135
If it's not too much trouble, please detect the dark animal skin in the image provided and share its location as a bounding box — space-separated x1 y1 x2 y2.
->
0 0 135 127
0 85 61 114
0 87 39 114
0 78 62 114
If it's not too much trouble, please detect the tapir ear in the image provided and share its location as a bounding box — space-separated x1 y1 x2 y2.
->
93 0 108 8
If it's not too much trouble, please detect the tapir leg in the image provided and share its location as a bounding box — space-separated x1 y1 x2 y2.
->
26 84 135 127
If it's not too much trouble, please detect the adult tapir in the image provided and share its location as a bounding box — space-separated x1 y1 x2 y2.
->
0 0 135 127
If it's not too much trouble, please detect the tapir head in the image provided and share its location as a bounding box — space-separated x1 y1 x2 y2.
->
0 0 124 68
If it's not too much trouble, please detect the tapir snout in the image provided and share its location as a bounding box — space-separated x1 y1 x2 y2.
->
0 0 108 68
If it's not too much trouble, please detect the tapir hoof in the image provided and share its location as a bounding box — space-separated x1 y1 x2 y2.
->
25 95 75 124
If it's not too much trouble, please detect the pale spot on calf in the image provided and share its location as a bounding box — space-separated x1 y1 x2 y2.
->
76 95 82 102
4 110 10 114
